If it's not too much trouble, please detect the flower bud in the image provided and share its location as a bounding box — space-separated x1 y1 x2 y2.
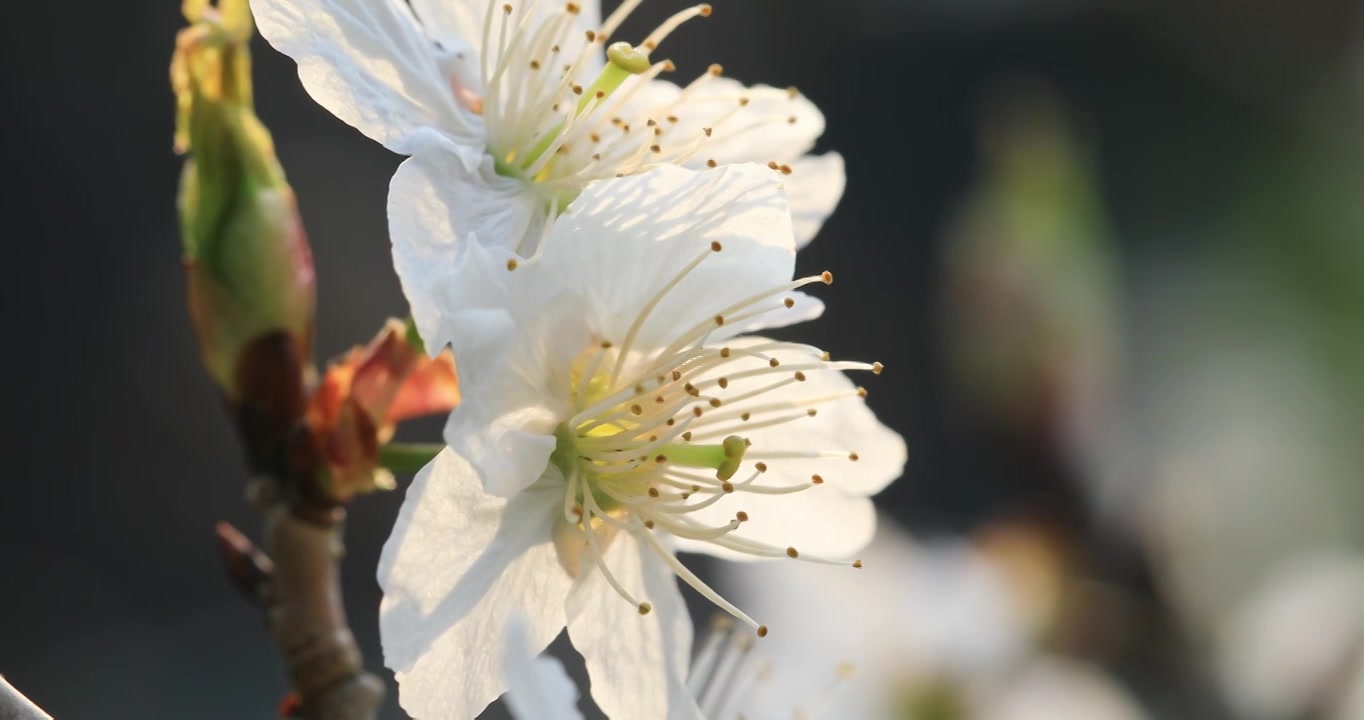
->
173 0 315 400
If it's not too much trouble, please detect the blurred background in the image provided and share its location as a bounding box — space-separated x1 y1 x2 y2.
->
2 0 1363 717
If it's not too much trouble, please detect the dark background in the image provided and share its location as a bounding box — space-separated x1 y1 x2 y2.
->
3 0 1362 717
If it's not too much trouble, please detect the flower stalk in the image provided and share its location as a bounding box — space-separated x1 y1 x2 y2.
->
173 2 458 717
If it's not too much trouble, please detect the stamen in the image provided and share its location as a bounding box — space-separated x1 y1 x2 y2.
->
642 4 712 51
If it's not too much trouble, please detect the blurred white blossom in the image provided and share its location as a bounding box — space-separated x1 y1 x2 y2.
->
1218 553 1364 720
722 519 1146 719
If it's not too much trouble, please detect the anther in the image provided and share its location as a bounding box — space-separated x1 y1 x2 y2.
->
787 116 798 124
717 377 729 389
631 404 643 415
714 315 725 326
768 358 780 368
852 559 863 569
572 84 584 95
811 474 823 484
740 412 751 421
720 347 731 358
644 520 655 529
784 297 795 308
767 161 780 170
703 127 713 137
807 409 818 417
721 481 735 493
706 159 718 168
502 3 512 13
757 626 769 637
708 63 724 76
565 2 580 13
787 86 799 98
693 406 704 417
779 164 793 175
820 351 831 361
638 602 652 615
682 431 693 441
529 60 541 69
856 387 868 398
667 115 679 123
672 370 683 381
506 259 519 271
786 547 799 558
585 30 596 41
739 97 751 106
648 487 661 497
754 462 768 473
794 371 807 382
849 452 860 461
699 4 712 16
647 118 657 127
821 271 834 284
872 362 884 375
650 144 662 153
684 383 698 396
709 398 722 408
655 455 667 463
710 240 723 252
736 511 749 522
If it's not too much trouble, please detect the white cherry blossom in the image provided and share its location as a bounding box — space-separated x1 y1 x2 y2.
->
249 0 845 340
378 163 903 719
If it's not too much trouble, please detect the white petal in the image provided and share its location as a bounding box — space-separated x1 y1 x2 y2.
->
502 615 584 720
724 290 825 337
783 152 845 249
250 0 484 156
566 533 703 720
378 449 573 719
389 131 546 346
628 79 841 247
675 337 906 559
633 78 825 165
530 164 796 350
411 0 602 66
732 338 904 495
674 487 878 563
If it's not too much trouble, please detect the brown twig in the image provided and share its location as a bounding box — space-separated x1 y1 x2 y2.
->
213 333 384 720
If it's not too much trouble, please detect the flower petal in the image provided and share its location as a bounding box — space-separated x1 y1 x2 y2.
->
410 0 602 66
675 336 905 559
389 132 547 346
379 448 573 719
530 164 796 351
633 78 825 166
783 152 846 248
627 77 841 246
502 615 585 720
250 0 484 156
566 532 703 720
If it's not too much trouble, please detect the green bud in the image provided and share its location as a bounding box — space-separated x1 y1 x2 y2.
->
173 0 315 399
